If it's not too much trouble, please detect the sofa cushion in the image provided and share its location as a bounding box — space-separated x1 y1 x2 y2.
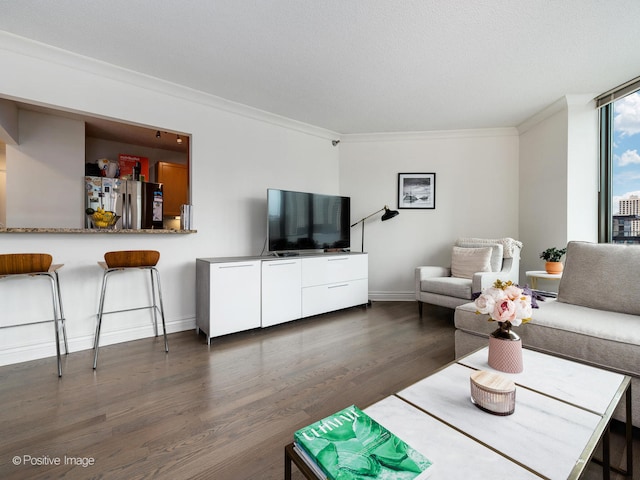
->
455 240 503 272
421 277 473 299
451 246 492 279
457 299 640 345
558 241 640 316
456 298 640 377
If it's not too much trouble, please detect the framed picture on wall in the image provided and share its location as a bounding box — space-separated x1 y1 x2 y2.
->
398 173 436 209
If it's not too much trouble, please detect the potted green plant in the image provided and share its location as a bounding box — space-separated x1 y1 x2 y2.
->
539 247 567 274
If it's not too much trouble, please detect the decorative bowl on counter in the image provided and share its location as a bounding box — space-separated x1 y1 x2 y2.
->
86 209 120 229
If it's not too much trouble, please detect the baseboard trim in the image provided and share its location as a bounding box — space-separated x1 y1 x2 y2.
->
0 317 196 367
368 291 415 302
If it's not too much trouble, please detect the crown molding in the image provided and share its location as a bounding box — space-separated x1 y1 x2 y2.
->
517 94 597 134
340 127 518 143
0 31 338 140
516 97 568 134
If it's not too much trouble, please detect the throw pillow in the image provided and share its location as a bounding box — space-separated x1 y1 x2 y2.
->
455 240 504 272
451 246 493 279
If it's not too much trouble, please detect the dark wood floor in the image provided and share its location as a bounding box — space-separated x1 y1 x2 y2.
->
0 301 635 479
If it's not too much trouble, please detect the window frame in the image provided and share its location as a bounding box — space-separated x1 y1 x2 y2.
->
598 104 612 243
597 76 640 244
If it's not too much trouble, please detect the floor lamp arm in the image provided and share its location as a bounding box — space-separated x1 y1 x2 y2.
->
350 207 385 252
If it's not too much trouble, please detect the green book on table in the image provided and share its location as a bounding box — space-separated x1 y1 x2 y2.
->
294 405 433 480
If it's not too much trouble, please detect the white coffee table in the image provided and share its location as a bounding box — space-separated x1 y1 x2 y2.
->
397 347 631 479
285 347 632 480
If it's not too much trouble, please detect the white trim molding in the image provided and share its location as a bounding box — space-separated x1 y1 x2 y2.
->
340 127 518 143
0 316 195 368
516 95 596 135
368 291 415 302
0 31 338 141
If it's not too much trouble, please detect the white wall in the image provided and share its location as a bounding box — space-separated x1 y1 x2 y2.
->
339 129 520 299
566 95 599 241
518 96 598 278
0 97 18 144
0 143 5 227
518 100 569 277
6 110 85 227
0 35 339 366
0 97 16 228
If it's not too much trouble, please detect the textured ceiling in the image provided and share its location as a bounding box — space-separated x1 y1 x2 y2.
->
1 1 640 134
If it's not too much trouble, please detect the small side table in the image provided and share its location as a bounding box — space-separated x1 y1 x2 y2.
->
525 270 562 291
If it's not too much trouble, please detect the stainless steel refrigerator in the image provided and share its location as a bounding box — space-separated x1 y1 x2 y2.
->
85 176 164 229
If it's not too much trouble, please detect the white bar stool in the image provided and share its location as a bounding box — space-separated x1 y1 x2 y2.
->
93 250 168 369
0 253 68 377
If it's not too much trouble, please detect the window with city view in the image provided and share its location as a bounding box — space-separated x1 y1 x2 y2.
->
611 90 640 243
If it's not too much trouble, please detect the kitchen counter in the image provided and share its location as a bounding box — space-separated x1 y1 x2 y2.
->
0 228 196 234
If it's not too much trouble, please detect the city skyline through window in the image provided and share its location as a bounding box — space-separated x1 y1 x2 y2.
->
612 91 640 214
609 89 640 242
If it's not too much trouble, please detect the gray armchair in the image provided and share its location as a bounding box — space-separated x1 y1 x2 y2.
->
415 237 522 315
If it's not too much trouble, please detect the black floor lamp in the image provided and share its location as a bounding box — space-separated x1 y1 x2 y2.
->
350 205 399 252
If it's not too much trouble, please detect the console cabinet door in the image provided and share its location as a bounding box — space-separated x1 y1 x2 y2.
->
301 254 368 287
208 260 261 337
301 254 368 317
302 278 368 317
261 259 302 327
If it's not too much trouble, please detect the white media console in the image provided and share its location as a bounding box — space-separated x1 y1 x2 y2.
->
195 253 368 343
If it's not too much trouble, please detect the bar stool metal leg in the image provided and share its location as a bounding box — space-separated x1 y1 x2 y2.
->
150 268 159 338
93 269 111 369
45 273 63 377
53 269 69 355
151 267 169 353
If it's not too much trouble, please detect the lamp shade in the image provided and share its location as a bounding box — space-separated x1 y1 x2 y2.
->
381 207 399 221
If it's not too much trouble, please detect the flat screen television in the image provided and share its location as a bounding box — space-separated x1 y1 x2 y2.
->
267 188 350 253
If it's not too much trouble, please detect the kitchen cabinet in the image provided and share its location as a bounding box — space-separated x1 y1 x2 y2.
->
155 161 188 216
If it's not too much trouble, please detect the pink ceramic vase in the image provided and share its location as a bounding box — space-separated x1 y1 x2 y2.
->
488 323 523 374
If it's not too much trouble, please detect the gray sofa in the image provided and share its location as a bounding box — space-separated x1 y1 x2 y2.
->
454 241 640 427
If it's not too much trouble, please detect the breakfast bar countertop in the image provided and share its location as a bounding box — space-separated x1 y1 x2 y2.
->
0 228 197 234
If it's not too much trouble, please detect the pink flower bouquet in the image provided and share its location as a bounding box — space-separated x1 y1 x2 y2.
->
474 280 533 328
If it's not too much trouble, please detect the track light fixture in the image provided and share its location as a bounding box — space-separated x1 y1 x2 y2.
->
332 140 340 146
176 135 183 144
156 131 161 138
